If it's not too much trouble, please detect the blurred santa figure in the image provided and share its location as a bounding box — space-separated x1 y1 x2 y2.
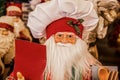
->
0 16 15 79
6 3 32 41
0 3 32 79
27 0 101 80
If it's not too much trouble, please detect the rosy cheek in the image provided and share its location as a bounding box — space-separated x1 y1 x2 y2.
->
65 34 76 44
67 37 76 44
55 38 61 43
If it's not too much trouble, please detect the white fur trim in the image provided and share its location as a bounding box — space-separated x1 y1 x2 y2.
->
0 16 15 27
7 6 21 13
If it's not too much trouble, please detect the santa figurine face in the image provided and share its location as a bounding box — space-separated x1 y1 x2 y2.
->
0 28 9 36
54 32 76 44
6 2 22 19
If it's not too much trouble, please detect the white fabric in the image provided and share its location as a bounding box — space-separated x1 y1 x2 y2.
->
27 0 99 38
30 0 42 9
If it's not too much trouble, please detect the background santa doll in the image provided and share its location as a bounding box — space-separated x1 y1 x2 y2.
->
0 16 15 79
0 3 32 79
6 3 32 41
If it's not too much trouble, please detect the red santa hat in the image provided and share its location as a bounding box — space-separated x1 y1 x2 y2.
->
46 17 84 39
6 1 22 9
6 4 22 17
0 16 14 32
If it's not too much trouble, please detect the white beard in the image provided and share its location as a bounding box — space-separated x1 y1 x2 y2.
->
44 36 100 80
0 29 15 74
0 29 15 57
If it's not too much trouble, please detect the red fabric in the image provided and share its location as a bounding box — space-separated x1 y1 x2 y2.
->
6 2 22 10
46 17 84 39
41 0 45 3
0 23 14 32
13 39 46 80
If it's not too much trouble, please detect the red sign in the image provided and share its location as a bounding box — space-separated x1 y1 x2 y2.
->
13 39 46 80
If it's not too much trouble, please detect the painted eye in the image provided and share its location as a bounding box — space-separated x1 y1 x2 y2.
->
58 34 62 37
68 35 73 38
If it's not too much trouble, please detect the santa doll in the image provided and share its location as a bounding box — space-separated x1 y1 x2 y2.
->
27 0 102 79
0 16 15 79
6 3 32 41
43 17 102 80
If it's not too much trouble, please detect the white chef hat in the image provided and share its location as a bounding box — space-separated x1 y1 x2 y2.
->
27 0 99 39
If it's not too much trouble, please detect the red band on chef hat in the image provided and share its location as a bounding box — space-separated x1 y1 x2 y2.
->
46 17 84 39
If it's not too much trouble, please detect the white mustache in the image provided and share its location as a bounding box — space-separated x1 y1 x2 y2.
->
56 42 73 47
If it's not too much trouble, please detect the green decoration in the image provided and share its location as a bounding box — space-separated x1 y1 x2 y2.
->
0 0 6 16
78 19 84 23
67 19 84 36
